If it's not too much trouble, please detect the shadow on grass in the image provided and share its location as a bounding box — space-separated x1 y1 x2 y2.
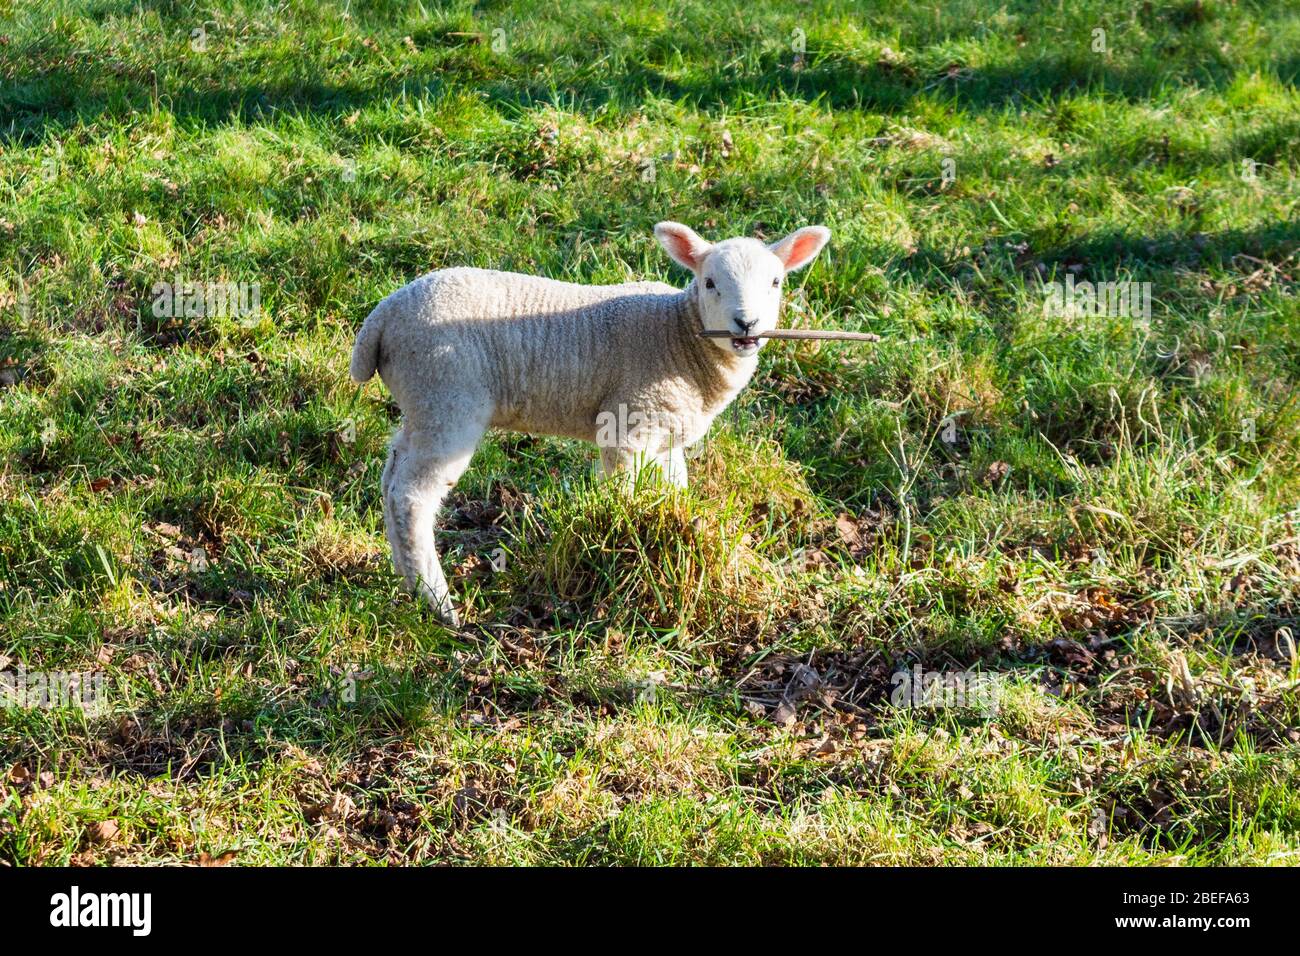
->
5 13 1300 144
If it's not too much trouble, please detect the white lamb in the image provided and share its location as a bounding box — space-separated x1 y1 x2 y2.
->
349 220 831 624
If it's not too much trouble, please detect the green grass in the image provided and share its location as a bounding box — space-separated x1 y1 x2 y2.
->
1 0 1299 865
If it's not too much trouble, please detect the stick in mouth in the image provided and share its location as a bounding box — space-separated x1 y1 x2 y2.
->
700 329 882 343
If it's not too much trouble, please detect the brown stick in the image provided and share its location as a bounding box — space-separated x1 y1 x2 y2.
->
700 329 881 342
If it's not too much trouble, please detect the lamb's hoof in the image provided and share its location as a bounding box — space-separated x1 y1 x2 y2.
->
431 601 461 628
414 585 461 627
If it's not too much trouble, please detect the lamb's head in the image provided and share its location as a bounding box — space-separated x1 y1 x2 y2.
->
654 221 830 357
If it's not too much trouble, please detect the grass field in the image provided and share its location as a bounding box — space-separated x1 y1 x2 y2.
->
2 0 1299 865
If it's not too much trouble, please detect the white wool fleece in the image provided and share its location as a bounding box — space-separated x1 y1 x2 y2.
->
350 221 830 624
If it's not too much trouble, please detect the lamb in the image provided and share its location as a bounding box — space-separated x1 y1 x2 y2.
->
349 220 831 625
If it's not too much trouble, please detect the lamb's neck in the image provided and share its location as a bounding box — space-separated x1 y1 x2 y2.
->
664 282 758 412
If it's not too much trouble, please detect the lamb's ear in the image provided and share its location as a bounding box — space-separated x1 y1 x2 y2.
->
654 221 712 273
770 225 831 272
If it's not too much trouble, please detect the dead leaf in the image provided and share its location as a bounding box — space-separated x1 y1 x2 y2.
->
984 461 1011 485
835 512 864 550
1047 638 1095 668
196 850 238 866
773 699 797 728
90 820 121 844
309 792 354 825
453 783 487 820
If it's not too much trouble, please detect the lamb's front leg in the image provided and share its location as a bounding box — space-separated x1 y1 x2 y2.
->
597 443 686 488
597 445 641 484
661 446 688 488
595 400 691 488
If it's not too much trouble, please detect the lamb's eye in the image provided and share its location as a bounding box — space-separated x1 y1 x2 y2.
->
772 277 780 287
705 278 715 290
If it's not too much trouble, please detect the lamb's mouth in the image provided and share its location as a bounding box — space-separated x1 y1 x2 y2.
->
730 336 760 353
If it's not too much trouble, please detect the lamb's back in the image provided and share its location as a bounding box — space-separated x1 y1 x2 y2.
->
408 267 673 324
378 267 683 439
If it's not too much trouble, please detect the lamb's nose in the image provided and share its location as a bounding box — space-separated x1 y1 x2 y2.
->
733 314 756 333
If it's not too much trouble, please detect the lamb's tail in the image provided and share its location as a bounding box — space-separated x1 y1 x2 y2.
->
350 299 389 383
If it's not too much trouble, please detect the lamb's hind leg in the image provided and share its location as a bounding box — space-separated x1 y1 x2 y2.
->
383 415 487 626
380 429 410 582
